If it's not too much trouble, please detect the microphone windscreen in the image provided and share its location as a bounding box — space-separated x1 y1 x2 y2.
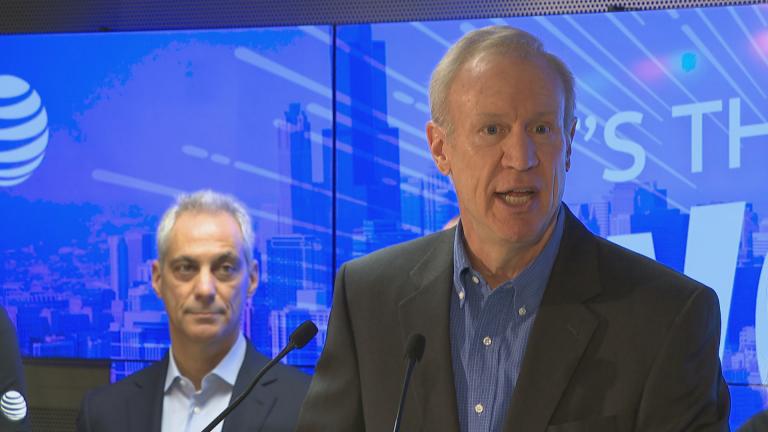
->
289 320 318 348
404 333 426 362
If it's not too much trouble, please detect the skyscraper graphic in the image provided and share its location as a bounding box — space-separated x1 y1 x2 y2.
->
264 235 330 361
336 25 402 260
108 235 129 301
267 235 326 302
277 103 330 226
630 183 688 272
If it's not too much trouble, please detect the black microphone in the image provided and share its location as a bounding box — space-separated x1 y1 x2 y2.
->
392 333 426 432
201 320 318 432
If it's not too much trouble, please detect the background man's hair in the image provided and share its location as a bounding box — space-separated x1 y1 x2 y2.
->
156 189 255 265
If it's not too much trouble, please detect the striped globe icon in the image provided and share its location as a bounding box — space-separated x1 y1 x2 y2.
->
0 74 49 187
0 390 27 422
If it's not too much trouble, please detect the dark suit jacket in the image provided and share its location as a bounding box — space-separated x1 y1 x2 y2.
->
738 410 768 432
297 207 730 432
77 342 309 432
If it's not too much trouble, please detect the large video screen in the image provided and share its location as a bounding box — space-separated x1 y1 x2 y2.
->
335 5 768 427
0 26 334 378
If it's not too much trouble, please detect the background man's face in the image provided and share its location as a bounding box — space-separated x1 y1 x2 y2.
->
430 54 574 247
152 211 257 346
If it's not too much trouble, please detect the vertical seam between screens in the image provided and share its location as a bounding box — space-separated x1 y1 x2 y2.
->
331 24 338 298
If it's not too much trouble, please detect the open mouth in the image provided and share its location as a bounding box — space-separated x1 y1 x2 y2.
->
495 188 536 206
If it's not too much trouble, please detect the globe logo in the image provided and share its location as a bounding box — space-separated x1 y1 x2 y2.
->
0 390 27 422
0 75 49 187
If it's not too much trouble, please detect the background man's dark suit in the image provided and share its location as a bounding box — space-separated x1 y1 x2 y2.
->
77 342 309 432
298 207 730 431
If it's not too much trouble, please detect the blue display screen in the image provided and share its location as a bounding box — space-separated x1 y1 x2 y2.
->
1 4 766 427
334 6 768 427
0 27 334 378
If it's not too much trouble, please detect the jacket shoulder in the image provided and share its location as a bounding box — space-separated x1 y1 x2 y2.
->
77 359 165 430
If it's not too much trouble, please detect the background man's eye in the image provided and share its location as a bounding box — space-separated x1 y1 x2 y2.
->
534 125 550 134
485 125 499 135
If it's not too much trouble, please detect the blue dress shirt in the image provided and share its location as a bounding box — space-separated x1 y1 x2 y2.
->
450 207 565 432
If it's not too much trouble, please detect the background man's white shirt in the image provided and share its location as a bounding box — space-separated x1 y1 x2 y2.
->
161 333 246 432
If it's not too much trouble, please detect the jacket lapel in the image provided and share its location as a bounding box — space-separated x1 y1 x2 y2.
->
398 228 461 432
127 357 167 432
503 208 602 431
222 344 277 432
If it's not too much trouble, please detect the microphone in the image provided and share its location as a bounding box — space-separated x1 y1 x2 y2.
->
392 333 426 432
201 320 318 432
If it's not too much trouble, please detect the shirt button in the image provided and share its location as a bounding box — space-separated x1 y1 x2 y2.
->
458 291 465 301
518 306 527 316
482 336 492 346
193 406 200 414
471 275 479 284
475 403 484 414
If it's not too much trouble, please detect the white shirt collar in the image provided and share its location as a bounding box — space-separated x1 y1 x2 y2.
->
164 333 247 393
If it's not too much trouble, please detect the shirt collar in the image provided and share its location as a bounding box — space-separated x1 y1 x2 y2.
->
164 332 247 392
452 204 566 305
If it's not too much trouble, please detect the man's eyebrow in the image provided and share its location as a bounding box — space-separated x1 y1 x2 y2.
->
213 252 242 263
168 256 197 265
530 111 559 119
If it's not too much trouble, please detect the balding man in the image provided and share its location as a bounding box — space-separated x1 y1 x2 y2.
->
298 26 729 432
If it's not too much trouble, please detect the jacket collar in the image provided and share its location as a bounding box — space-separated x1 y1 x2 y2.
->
397 206 602 431
126 341 278 432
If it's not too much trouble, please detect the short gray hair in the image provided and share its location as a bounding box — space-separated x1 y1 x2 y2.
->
156 189 255 265
429 25 576 133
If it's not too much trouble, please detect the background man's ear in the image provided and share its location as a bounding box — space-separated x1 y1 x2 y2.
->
151 260 162 298
247 260 259 297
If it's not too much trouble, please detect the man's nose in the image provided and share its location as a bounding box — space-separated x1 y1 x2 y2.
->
194 269 216 301
501 129 539 171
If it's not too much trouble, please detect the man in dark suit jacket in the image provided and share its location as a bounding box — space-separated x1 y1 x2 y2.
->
298 25 729 431
77 341 308 432
77 190 309 432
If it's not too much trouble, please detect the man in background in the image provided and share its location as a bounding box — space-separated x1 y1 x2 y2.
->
78 190 309 432
298 25 729 431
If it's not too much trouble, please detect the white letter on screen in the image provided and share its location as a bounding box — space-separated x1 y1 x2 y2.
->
729 98 768 169
603 111 646 183
671 100 722 173
684 201 745 360
607 233 656 260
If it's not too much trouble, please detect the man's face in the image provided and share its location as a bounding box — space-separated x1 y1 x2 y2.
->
152 211 257 347
428 54 575 248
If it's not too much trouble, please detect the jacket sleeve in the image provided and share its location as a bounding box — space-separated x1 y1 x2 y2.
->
634 286 730 432
296 263 365 431
75 390 93 432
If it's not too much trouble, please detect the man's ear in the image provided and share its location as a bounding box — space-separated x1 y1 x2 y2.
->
247 260 259 298
151 260 162 298
427 121 451 176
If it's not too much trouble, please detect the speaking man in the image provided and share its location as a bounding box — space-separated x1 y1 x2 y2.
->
77 190 309 432
297 26 729 431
